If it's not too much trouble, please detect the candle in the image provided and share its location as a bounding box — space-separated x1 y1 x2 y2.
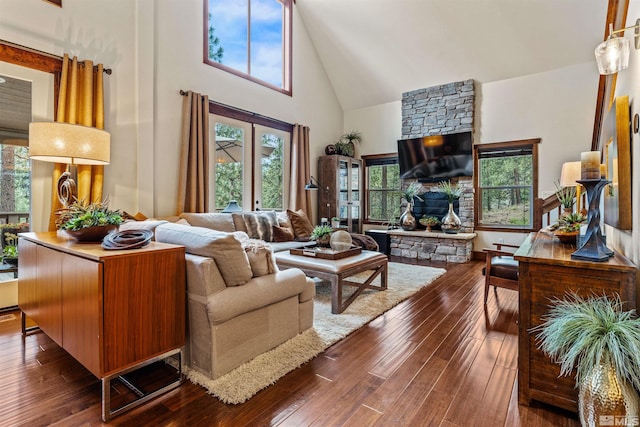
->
600 164 606 178
581 151 600 179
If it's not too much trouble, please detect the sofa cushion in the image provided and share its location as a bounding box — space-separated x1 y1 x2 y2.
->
286 209 314 239
206 268 308 323
179 212 236 233
156 223 253 287
243 239 278 277
272 225 295 242
241 211 277 242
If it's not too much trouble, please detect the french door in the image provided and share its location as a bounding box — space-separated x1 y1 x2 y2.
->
209 114 290 212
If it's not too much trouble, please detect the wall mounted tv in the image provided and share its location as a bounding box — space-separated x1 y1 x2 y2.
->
397 132 473 182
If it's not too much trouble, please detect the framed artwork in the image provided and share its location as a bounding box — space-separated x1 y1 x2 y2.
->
602 95 632 230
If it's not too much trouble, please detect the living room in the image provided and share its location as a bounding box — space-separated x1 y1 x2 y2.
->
1 0 639 425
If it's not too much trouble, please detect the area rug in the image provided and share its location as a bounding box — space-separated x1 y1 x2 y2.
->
185 262 447 404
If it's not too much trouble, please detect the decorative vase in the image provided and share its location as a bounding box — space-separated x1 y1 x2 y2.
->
579 358 640 427
400 202 416 231
2 257 18 266
315 235 331 247
441 203 461 234
63 225 118 242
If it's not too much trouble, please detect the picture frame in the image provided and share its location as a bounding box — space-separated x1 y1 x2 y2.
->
602 95 632 230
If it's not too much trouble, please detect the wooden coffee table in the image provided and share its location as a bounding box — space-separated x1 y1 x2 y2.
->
274 249 388 314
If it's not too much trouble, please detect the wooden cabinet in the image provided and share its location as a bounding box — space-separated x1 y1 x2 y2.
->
18 232 186 420
318 155 362 233
515 232 637 412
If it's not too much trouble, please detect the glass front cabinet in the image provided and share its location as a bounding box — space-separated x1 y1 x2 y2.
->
318 155 362 233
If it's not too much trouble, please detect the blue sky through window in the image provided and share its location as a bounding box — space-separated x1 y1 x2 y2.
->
209 0 284 88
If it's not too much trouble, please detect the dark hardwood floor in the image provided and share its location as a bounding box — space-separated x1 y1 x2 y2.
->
0 258 580 426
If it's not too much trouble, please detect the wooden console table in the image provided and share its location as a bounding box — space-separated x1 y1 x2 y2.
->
515 232 637 412
18 232 186 421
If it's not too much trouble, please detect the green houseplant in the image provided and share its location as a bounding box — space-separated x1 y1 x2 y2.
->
57 199 123 241
310 225 333 247
554 181 577 213
1 232 19 266
533 293 640 426
419 216 440 232
334 130 362 157
551 212 586 244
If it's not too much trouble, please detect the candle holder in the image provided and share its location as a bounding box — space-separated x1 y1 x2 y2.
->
571 179 614 262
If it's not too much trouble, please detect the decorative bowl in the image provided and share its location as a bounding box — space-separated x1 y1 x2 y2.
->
554 230 579 244
63 225 118 242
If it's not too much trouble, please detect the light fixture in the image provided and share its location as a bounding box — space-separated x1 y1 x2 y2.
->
594 19 640 75
304 176 331 222
29 122 110 206
560 161 583 213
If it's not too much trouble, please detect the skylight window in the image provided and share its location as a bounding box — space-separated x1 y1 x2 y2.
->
205 0 292 95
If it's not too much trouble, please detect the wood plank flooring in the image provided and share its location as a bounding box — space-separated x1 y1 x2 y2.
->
0 258 580 426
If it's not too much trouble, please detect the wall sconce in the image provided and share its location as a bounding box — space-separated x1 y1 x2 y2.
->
29 122 110 207
595 19 640 75
304 176 331 222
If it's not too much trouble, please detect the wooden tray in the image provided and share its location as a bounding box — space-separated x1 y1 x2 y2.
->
290 246 362 260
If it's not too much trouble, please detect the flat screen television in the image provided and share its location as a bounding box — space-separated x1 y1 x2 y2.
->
397 132 473 182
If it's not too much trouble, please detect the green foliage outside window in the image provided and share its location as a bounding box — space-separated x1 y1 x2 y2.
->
478 154 533 227
0 144 30 214
367 163 400 222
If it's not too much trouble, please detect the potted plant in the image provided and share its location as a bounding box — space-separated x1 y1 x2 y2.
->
1 221 29 250
419 216 440 232
551 212 586 244
554 181 576 215
334 130 362 157
533 293 640 426
1 232 18 266
437 180 463 233
57 199 124 241
399 181 424 231
310 225 333 247
331 217 341 228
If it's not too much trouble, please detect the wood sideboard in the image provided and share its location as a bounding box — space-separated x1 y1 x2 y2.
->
18 231 186 421
515 232 638 412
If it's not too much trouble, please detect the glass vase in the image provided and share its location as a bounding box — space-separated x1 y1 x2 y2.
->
441 203 461 234
399 202 416 231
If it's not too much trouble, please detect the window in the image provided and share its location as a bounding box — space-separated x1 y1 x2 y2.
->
474 139 539 230
204 0 292 95
209 102 291 212
363 154 400 224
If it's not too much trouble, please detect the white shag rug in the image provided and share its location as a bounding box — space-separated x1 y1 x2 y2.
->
185 261 446 404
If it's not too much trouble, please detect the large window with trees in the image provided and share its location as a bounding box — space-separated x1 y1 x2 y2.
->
204 0 293 95
474 139 539 230
363 154 400 224
209 103 290 212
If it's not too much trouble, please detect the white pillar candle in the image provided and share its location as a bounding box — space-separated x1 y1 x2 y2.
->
581 151 600 179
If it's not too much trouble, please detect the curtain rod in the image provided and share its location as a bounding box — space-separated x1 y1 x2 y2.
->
0 39 112 75
179 89 293 131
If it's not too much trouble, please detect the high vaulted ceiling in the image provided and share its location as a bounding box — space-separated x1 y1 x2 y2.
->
297 0 609 111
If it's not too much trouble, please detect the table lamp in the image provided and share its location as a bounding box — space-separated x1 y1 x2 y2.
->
29 122 110 207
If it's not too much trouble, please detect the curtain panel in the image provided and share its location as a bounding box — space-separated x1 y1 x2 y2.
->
289 124 311 215
177 91 210 213
48 54 106 230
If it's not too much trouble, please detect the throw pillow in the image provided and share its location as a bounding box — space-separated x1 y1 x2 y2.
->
118 219 168 240
242 239 278 277
178 212 236 233
286 209 314 240
242 211 277 242
155 223 253 287
272 225 295 242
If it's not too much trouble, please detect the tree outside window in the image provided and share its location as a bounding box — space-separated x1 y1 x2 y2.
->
475 140 539 230
364 155 400 224
205 0 292 94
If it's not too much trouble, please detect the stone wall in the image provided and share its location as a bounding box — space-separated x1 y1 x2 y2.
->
388 230 476 263
401 79 474 138
400 79 475 233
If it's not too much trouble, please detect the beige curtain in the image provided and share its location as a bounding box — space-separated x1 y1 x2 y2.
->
177 91 210 213
48 54 106 230
289 124 311 215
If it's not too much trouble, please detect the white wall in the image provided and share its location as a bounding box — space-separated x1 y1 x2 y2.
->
346 63 600 250
0 0 343 221
604 5 640 265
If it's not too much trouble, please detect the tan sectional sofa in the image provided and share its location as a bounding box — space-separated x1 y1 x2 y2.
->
148 212 316 380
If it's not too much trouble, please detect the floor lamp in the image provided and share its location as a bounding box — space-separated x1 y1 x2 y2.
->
305 176 330 224
29 122 111 207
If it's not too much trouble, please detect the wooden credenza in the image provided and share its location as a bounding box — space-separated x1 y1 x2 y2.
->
18 232 186 420
515 232 638 412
